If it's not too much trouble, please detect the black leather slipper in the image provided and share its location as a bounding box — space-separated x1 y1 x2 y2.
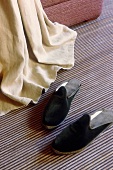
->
42 78 81 129
52 109 113 155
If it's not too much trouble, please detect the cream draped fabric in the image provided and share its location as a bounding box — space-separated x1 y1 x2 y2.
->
0 0 77 116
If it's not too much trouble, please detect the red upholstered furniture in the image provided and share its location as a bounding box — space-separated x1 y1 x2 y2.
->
41 0 103 26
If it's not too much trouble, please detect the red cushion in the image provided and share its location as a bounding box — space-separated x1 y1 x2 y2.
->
41 0 69 8
41 0 103 26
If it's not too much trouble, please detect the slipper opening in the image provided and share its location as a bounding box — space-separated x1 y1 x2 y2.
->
90 109 113 129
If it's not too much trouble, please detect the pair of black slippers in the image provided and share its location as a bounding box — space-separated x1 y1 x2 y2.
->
42 78 113 155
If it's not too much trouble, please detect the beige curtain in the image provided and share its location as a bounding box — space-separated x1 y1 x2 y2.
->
0 0 77 116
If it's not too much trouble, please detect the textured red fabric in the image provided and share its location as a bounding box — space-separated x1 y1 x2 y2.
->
41 0 103 26
41 0 69 8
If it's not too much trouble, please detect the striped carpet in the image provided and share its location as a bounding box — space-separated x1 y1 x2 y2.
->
0 0 113 169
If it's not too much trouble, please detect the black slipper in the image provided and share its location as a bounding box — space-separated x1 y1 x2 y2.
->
52 109 113 155
42 78 81 129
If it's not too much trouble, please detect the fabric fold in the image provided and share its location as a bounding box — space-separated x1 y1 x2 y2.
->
0 0 77 116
